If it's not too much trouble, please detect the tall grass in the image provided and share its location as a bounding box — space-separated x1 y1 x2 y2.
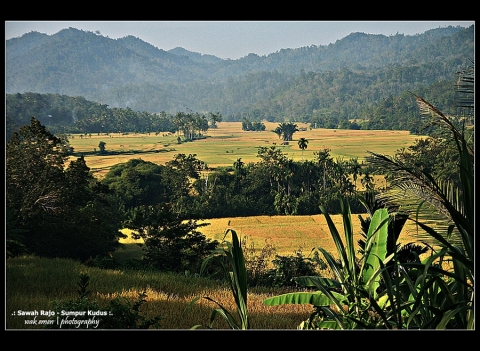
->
6 256 311 329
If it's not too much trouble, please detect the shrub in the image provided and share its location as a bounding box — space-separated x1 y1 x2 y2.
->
241 236 277 287
268 249 321 288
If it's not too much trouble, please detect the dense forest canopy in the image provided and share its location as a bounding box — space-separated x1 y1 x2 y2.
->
6 25 473 124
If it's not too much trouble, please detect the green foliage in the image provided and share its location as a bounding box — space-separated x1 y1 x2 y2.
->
98 140 106 153
241 118 266 131
264 199 393 329
298 137 308 160
192 229 249 329
191 145 364 217
6 209 28 259
266 62 475 329
77 273 90 299
273 122 299 141
101 158 168 209
241 236 277 287
123 203 218 273
6 117 125 261
268 250 321 288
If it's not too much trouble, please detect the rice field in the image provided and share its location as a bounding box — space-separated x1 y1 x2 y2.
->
7 207 430 331
68 122 424 178
6 213 428 330
115 214 427 264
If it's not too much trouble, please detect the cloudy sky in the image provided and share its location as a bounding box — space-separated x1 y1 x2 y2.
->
5 20 474 60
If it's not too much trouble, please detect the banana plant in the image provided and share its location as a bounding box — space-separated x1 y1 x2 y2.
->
264 198 392 329
190 228 249 329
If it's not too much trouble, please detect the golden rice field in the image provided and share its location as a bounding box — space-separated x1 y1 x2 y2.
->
115 214 427 264
5 124 439 329
68 122 424 179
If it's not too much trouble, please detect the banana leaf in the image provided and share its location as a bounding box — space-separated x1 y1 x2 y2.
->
294 275 341 290
263 290 346 306
361 208 389 297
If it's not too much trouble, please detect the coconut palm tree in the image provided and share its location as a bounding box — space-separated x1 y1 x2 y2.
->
297 138 308 161
348 157 363 191
364 62 474 328
314 148 332 193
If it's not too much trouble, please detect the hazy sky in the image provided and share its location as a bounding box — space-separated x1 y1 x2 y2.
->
5 20 474 60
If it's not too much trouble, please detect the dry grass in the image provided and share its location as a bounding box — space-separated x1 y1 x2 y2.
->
200 214 426 258
7 213 431 330
6 256 312 330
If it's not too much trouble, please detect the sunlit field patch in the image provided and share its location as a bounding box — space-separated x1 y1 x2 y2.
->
117 214 426 262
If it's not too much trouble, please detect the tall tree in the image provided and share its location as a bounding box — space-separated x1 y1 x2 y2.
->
6 117 124 261
208 112 223 128
124 203 218 273
348 157 363 191
314 148 332 193
101 159 168 209
297 137 308 161
275 122 299 141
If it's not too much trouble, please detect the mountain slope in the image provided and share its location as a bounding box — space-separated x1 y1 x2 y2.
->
6 25 474 117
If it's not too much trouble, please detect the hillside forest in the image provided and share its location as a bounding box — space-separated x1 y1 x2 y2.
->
6 25 474 128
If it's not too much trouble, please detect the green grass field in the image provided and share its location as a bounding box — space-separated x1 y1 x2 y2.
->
68 122 424 178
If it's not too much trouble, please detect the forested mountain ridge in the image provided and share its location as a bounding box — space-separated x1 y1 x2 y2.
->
6 25 474 123
167 47 224 64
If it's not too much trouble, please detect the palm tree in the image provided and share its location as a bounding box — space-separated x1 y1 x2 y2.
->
360 169 374 190
173 112 185 137
348 157 363 191
281 122 299 141
314 148 331 192
233 158 245 192
364 62 474 328
273 122 299 141
208 112 222 129
297 138 308 161
273 126 282 139
233 158 244 173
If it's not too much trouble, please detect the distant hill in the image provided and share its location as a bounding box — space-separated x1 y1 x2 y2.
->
6 25 474 122
167 47 224 64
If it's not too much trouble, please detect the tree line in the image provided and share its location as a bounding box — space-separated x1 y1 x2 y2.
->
6 92 223 141
6 75 471 142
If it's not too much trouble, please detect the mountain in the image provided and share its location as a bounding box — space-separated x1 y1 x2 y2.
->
6 25 474 119
167 47 224 64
